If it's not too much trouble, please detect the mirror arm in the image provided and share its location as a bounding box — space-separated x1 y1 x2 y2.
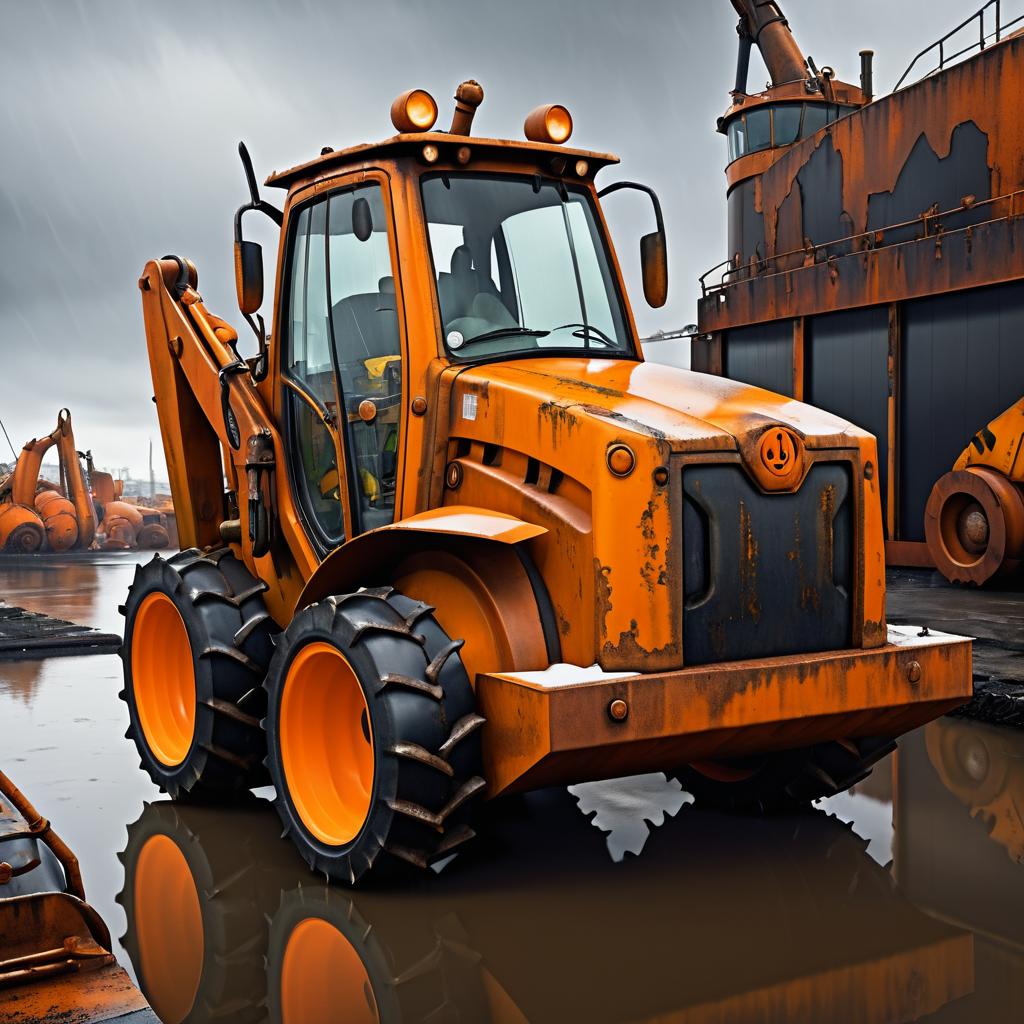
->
246 312 270 382
597 180 666 236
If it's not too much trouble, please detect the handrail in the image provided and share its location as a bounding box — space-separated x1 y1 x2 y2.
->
895 0 1024 91
699 187 1024 297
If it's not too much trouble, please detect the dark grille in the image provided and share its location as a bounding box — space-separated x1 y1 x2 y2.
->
682 462 853 665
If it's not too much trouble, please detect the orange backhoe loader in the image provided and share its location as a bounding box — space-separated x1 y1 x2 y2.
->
83 452 172 551
0 409 96 553
121 81 973 885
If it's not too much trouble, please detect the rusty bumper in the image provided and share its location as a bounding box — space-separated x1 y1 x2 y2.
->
477 626 972 797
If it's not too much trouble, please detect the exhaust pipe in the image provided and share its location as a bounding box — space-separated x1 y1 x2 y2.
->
449 80 484 136
860 49 874 103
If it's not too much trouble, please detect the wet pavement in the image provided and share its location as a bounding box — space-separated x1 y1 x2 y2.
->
1 554 1023 1022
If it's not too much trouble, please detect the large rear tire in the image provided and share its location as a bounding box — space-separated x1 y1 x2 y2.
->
675 737 896 814
120 547 276 799
264 587 485 885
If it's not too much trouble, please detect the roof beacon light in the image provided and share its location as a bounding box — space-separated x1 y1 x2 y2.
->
524 104 573 145
391 89 438 133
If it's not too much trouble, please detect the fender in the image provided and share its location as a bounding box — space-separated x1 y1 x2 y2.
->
297 505 547 609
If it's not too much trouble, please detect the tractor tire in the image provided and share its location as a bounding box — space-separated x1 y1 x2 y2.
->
674 736 896 814
266 884 488 1023
264 587 485 885
119 547 276 800
118 798 287 1024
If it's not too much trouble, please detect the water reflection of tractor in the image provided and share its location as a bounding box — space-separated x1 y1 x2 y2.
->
118 786 973 1023
119 72 971 886
0 409 171 553
0 770 155 1022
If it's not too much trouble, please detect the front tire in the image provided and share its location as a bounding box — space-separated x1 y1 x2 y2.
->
120 548 276 799
264 587 485 885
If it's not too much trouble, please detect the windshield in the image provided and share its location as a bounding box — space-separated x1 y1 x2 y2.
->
421 174 633 360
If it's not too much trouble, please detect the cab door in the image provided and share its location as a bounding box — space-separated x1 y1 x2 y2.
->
280 180 403 553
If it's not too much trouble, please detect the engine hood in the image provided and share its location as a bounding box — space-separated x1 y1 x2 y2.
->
455 357 867 453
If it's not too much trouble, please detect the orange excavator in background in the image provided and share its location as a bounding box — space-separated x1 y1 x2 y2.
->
0 409 95 553
84 452 172 551
0 410 172 553
120 77 972 885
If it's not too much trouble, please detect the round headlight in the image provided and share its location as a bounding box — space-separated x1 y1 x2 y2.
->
524 104 573 144
390 89 438 133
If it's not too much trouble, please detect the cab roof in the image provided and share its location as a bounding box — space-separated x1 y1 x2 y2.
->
265 132 619 190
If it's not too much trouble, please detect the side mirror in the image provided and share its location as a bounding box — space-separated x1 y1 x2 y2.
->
234 239 264 314
640 230 668 309
597 181 669 309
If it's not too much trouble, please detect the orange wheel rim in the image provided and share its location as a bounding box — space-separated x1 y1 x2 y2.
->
280 642 374 846
281 917 379 1024
131 592 196 766
133 833 204 1024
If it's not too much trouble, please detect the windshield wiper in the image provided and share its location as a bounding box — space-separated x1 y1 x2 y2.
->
449 326 550 350
551 322 618 348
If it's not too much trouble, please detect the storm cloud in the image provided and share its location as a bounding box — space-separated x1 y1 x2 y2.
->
0 0 971 476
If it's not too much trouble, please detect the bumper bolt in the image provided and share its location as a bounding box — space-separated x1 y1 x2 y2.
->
608 698 629 722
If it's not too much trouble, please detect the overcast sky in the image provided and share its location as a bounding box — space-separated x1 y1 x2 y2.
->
0 0 975 478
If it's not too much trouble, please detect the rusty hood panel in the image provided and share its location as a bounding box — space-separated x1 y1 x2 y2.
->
456 358 868 453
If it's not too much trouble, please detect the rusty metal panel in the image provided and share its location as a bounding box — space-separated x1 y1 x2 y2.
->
723 320 794 396
727 180 765 264
682 462 852 663
901 281 1024 541
807 307 890 523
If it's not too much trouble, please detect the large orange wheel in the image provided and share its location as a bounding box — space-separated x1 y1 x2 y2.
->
925 467 1024 585
265 588 485 885
131 593 196 767
120 549 276 799
280 643 374 846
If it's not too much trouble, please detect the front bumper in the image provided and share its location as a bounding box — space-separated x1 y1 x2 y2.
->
477 626 972 796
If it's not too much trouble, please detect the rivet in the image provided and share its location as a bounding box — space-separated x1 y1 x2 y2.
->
411 396 428 416
607 443 635 477
445 461 463 489
906 660 922 684
608 698 628 722
864 461 875 479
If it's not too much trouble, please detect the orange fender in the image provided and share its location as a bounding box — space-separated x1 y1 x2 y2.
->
33 490 79 553
0 503 47 553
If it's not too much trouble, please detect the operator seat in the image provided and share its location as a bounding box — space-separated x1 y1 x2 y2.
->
437 244 503 326
331 282 399 362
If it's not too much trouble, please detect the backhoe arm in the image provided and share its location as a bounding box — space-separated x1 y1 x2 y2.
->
54 410 97 548
138 257 315 623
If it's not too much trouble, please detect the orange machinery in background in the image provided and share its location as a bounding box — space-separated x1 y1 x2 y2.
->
0 409 95 554
695 0 1024 586
0 410 172 554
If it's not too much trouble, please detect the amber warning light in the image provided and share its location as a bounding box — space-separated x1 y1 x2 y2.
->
524 104 573 144
391 89 438 133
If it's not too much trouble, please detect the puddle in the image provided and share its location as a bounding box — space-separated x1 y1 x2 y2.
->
1 555 1022 1021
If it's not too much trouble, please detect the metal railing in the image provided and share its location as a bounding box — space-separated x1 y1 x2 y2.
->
698 188 1024 298
895 0 1024 90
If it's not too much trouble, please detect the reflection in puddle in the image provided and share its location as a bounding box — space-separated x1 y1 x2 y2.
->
119 780 976 1023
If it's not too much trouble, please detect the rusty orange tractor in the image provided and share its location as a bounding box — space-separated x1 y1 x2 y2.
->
121 81 973 885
